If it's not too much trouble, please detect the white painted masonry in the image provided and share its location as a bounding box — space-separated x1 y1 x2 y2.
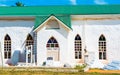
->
0 15 120 68
0 18 34 66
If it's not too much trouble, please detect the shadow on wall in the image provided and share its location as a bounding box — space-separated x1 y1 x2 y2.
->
86 20 120 26
19 49 26 62
0 20 34 27
56 28 69 39
6 59 12 66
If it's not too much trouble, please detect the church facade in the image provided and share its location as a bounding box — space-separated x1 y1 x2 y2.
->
0 5 120 68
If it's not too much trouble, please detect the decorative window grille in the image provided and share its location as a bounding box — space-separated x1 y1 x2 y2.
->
99 34 106 60
4 34 11 59
75 34 82 59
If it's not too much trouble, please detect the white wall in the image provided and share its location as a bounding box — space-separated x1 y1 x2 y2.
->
36 15 120 67
68 20 85 65
85 19 120 62
0 20 34 66
71 15 120 65
36 23 69 66
1 15 120 67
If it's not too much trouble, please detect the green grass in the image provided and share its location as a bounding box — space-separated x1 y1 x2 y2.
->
0 70 119 75
0 68 119 75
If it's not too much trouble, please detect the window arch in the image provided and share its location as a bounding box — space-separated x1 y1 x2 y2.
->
4 34 11 59
46 37 59 61
46 37 59 50
26 34 34 46
99 34 106 60
75 34 82 59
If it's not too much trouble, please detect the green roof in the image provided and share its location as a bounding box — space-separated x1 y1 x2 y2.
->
35 15 71 30
0 5 120 15
0 5 120 30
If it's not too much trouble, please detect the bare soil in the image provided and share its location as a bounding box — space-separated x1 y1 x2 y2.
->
87 69 120 74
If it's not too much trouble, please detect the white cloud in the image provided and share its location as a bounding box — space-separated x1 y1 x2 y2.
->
0 4 7 6
94 0 108 4
70 0 77 5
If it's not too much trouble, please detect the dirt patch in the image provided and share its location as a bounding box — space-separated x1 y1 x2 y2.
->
87 69 120 74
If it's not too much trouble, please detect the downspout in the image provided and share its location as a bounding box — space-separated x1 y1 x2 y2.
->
83 15 88 64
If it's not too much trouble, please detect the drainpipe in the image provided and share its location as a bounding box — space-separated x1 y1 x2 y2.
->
84 16 87 50
83 16 88 64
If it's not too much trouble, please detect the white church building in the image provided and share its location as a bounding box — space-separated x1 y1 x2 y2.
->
0 5 120 68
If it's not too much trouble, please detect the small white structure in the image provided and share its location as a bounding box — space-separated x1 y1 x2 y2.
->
0 5 120 68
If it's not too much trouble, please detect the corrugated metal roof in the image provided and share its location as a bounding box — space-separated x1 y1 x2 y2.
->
0 5 120 15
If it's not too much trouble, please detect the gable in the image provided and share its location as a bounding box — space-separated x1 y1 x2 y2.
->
34 15 71 31
46 19 59 29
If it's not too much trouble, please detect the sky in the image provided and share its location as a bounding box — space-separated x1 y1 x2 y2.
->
0 0 120 6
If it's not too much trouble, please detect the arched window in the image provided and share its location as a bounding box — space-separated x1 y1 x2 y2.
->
75 34 82 59
26 34 34 46
46 37 59 61
26 34 34 58
4 34 11 59
46 37 59 50
99 34 106 60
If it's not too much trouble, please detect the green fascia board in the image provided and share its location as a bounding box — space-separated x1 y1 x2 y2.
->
34 15 71 30
0 5 120 15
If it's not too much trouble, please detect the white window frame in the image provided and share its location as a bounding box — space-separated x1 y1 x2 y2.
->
99 35 106 60
75 34 82 59
4 34 11 59
46 37 59 50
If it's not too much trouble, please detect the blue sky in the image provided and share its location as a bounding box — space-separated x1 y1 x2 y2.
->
0 0 120 6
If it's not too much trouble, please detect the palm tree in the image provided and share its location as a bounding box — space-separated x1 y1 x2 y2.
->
15 1 24 6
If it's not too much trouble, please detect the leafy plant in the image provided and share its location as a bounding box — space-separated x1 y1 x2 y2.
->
75 64 87 71
42 61 46 66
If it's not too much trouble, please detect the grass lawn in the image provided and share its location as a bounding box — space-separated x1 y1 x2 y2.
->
0 70 120 75
0 68 119 75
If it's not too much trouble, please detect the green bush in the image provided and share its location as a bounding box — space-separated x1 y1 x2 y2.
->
42 61 46 66
75 64 87 71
